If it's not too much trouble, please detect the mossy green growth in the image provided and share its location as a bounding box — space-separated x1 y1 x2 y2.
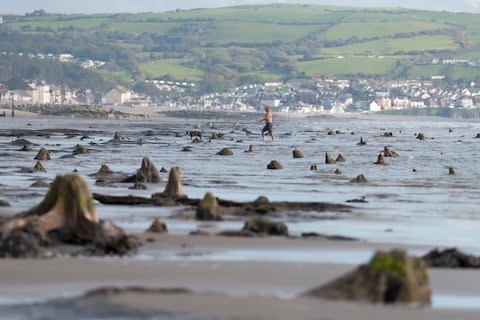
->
164 166 183 196
171 167 181 181
200 192 217 209
34 147 51 160
267 160 283 170
196 192 222 221
98 164 113 174
217 148 233 156
73 144 89 155
24 174 96 221
369 251 407 278
293 149 304 159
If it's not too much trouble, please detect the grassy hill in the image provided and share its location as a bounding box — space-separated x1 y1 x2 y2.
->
2 4 480 92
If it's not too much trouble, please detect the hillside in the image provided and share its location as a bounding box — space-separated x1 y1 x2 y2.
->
1 4 480 92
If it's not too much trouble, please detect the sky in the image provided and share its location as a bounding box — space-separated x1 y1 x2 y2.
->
1 0 480 14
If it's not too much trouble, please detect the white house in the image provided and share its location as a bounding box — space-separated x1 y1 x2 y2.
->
369 101 382 112
264 82 282 88
59 54 74 63
31 84 51 104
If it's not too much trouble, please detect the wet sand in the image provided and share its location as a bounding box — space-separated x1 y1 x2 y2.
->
1 235 480 319
2 114 480 318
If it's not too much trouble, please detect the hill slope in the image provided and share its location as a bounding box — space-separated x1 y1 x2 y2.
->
1 4 480 92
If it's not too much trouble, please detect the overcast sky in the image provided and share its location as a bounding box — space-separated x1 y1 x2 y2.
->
1 0 480 14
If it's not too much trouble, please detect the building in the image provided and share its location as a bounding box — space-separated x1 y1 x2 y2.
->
369 101 382 112
104 87 132 105
0 17 3 24
31 84 51 104
59 54 74 63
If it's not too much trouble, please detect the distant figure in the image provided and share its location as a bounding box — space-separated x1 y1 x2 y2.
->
260 105 275 140
186 130 202 140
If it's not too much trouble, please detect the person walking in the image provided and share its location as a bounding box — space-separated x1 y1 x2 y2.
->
260 105 275 141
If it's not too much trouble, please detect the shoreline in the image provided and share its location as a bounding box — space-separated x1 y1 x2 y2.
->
0 234 480 319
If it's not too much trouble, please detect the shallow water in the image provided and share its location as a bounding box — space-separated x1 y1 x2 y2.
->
3 114 480 310
1 114 480 250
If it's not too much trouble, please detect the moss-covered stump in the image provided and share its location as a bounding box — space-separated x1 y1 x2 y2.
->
267 160 283 170
34 147 51 161
30 180 49 188
374 154 385 165
217 148 233 156
34 161 46 172
336 154 346 162
242 217 288 236
73 144 89 155
97 164 113 175
146 219 168 234
17 175 98 240
303 249 431 305
239 196 276 215
383 146 399 158
325 152 336 164
124 157 161 184
448 167 456 175
293 149 304 159
113 131 121 141
196 192 223 221
384 132 394 137
335 168 342 175
351 174 368 183
163 167 183 197
0 175 137 257
310 164 318 171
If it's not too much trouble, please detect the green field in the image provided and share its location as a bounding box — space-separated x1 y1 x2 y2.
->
200 21 323 44
451 66 480 81
321 35 458 56
139 59 204 81
12 17 109 31
322 21 450 41
5 4 480 90
409 65 448 78
97 69 132 85
298 56 398 76
107 22 177 35
134 5 349 24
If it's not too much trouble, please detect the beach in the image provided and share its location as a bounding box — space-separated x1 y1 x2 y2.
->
0 111 480 318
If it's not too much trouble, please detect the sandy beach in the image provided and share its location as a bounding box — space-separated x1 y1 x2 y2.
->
1 235 480 319
1 113 480 318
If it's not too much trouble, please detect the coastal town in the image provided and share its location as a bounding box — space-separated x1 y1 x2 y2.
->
1 72 479 114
